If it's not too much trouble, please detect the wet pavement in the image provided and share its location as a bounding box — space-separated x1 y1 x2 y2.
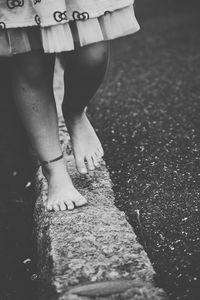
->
89 1 200 299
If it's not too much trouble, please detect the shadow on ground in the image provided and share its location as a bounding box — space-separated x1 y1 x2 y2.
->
0 59 37 300
0 189 37 300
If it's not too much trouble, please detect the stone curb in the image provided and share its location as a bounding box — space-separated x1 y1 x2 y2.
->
33 117 168 300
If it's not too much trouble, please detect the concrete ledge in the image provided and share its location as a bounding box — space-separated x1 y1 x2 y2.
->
34 118 168 300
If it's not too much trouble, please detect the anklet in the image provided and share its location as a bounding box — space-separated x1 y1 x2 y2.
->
40 153 64 167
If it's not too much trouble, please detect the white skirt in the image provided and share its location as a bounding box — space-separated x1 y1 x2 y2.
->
0 5 140 56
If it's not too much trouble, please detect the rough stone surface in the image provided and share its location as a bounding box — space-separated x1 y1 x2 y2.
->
34 116 168 300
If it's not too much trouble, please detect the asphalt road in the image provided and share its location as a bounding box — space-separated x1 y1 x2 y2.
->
89 1 200 299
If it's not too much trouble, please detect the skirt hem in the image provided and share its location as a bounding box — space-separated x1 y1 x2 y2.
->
0 5 140 56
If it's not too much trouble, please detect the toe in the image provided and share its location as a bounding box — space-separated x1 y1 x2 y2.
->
46 206 52 212
86 156 95 171
95 152 103 163
53 203 60 212
97 147 104 158
75 196 88 207
98 145 104 157
65 200 74 210
46 202 53 211
76 157 88 174
59 201 67 211
92 155 100 168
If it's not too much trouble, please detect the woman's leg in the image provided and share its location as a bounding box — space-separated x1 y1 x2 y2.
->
9 50 87 211
60 41 110 174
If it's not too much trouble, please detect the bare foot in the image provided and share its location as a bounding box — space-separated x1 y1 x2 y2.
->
42 158 87 211
65 110 104 174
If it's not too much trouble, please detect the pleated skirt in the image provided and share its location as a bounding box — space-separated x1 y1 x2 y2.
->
0 5 140 56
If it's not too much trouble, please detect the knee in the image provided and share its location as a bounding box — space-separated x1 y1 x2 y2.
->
63 41 110 70
12 52 54 87
82 42 110 69
21 65 44 86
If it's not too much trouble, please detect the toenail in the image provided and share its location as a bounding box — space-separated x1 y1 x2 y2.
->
68 206 74 210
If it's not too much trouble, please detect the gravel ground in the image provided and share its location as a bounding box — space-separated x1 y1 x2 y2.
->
88 1 200 299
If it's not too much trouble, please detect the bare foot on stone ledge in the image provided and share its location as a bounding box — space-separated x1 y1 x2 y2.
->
42 158 87 211
65 109 104 174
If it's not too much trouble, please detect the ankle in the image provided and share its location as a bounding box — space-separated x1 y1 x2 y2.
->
41 156 66 179
43 159 65 172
